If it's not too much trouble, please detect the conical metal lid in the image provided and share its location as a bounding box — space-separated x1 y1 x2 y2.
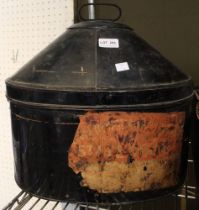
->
6 21 193 109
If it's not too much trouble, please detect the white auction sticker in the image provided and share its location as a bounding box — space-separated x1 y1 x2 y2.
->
98 38 119 48
115 62 130 72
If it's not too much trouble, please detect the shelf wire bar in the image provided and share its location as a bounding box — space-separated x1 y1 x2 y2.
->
40 200 50 210
14 194 32 210
63 202 70 210
2 143 199 210
28 198 41 210
185 181 188 210
2 181 198 210
2 184 198 210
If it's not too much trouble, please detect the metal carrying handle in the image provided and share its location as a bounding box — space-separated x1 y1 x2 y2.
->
78 3 122 22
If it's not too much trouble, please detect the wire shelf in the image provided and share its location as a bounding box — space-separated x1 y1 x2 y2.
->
2 141 199 210
1 185 199 210
2 174 199 210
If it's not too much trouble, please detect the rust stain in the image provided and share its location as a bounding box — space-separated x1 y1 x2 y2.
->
68 111 185 193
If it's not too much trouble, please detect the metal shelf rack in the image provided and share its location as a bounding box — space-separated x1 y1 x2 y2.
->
1 186 198 210
2 142 199 210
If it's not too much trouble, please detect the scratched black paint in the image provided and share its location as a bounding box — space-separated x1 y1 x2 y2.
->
6 21 193 203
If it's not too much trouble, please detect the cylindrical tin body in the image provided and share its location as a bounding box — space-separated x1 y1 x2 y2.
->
10 100 192 203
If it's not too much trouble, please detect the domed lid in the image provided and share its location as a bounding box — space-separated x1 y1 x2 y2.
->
6 21 193 109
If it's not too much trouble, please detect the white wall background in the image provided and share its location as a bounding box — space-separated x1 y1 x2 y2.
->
0 0 74 208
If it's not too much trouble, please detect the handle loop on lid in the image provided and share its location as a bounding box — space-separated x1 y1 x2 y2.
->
78 3 122 22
